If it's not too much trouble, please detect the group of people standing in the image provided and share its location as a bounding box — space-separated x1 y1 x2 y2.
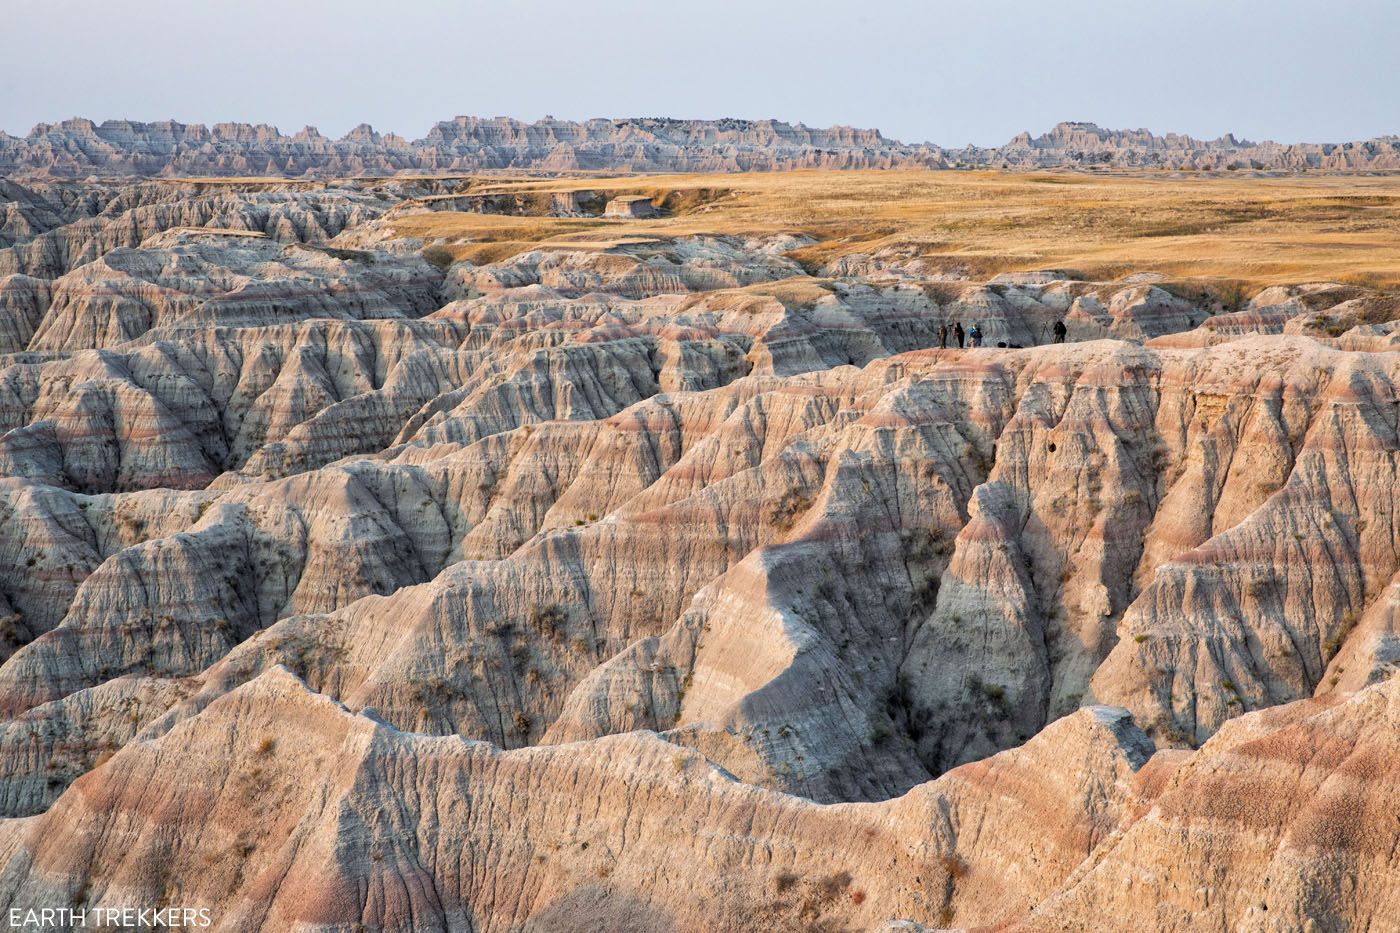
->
937 321 976 349
936 319 1068 349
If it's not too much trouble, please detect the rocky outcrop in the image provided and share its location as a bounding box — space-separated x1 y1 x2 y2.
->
0 116 949 178
0 274 48 353
603 195 660 218
0 668 1390 931
0 179 395 278
6 117 1400 179
1019 677 1400 932
25 230 442 352
956 120 1400 172
6 336 1398 801
0 668 1161 931
0 177 1396 928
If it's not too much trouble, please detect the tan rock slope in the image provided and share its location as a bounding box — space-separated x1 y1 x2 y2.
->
0 176 1395 930
0 670 1392 930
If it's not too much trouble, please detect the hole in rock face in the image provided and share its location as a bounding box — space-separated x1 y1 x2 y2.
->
1047 442 1057 453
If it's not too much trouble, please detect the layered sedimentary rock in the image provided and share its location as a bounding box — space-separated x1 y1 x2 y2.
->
6 116 1400 178
0 669 1155 930
0 117 949 178
0 179 396 279
1018 678 1400 932
0 178 1395 930
957 121 1400 172
0 670 1392 931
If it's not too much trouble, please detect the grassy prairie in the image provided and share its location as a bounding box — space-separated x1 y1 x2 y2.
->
387 170 1400 287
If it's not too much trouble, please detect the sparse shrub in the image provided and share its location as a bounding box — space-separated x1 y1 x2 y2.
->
815 871 852 900
528 603 569 643
968 674 1012 720
421 245 456 270
1323 610 1360 657
901 526 951 563
940 853 969 880
775 871 800 893
912 575 939 607
768 489 813 532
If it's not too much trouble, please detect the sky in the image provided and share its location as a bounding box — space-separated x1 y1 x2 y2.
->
5 0 1398 147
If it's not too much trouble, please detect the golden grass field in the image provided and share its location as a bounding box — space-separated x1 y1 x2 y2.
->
385 170 1400 289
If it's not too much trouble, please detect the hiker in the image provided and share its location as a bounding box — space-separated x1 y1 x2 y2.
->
1052 319 1067 344
938 323 948 349
969 323 984 347
954 322 965 349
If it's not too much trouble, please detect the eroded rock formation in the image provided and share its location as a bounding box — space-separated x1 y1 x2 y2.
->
6 116 1400 178
0 177 1394 930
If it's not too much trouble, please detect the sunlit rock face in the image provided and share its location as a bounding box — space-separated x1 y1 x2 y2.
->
0 176 1395 931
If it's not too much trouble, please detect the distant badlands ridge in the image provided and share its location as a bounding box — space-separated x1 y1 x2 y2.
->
5 116 1400 177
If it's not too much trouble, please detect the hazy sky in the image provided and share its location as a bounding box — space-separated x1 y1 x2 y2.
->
6 0 1398 146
